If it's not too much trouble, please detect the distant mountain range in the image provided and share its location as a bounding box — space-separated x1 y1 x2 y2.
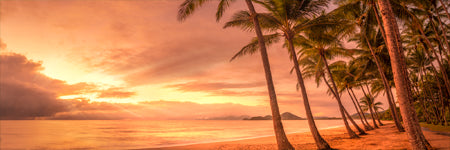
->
242 112 340 120
206 115 250 120
204 112 342 120
244 112 304 120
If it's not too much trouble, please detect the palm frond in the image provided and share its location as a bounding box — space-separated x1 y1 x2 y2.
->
230 33 281 61
178 0 211 21
216 0 236 22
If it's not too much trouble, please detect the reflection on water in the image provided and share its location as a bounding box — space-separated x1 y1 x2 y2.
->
0 120 344 149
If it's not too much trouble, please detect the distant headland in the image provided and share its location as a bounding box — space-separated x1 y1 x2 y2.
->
243 112 341 120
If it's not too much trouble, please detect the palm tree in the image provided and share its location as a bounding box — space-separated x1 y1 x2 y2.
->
406 44 434 124
225 0 340 148
410 0 449 56
357 82 379 128
376 0 432 149
331 0 405 132
177 1 294 149
360 94 384 123
394 0 450 95
361 86 385 124
402 13 450 126
296 31 362 138
333 61 374 130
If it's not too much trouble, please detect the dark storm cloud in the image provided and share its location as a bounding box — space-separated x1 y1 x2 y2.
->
0 53 70 119
0 53 135 119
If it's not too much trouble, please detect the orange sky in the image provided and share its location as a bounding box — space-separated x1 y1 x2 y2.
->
0 0 390 120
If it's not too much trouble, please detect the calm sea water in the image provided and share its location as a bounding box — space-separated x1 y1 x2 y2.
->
0 120 345 149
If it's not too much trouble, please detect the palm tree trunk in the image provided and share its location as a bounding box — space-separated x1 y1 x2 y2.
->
343 105 367 135
365 84 383 126
320 54 359 138
376 0 432 149
374 3 416 108
442 106 448 126
374 108 384 126
416 92 430 124
423 70 442 125
322 72 364 135
440 96 446 126
286 36 331 150
363 33 404 131
371 2 387 42
360 85 379 128
432 100 442 125
244 1 294 149
432 74 446 125
420 69 432 124
321 80 366 134
373 3 406 126
350 87 373 129
368 104 379 128
347 86 372 130
438 0 450 24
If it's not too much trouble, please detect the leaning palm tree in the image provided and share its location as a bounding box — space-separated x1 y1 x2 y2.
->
296 31 363 138
332 61 374 130
359 92 383 127
394 0 450 95
376 0 432 149
330 0 405 132
177 1 294 149
225 0 337 148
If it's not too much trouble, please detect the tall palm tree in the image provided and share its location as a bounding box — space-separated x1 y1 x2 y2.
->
225 0 340 148
376 0 432 149
177 1 294 149
296 31 362 138
331 0 405 132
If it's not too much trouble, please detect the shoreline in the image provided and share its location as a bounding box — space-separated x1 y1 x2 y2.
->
143 122 450 150
138 125 346 149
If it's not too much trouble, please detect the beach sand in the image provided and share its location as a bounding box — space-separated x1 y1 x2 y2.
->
148 122 450 150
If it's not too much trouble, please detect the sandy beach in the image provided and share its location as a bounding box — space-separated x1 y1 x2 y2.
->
147 122 450 150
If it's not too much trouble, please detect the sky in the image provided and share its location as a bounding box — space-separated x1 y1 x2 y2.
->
0 0 391 120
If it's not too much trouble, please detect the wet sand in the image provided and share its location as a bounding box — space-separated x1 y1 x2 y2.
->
147 122 450 150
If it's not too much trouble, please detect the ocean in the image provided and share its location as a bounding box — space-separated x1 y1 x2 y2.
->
0 120 345 149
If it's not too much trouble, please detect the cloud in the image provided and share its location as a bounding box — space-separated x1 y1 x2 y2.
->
0 52 270 120
166 81 265 91
0 38 6 50
97 87 135 98
0 52 99 95
49 100 269 120
0 0 390 118
0 53 135 119
18 0 252 86
165 81 267 97
0 80 68 119
0 53 71 119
